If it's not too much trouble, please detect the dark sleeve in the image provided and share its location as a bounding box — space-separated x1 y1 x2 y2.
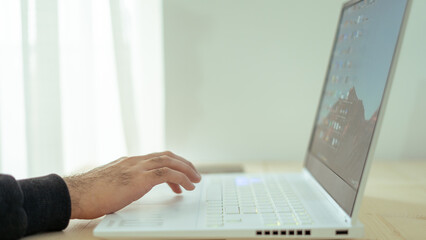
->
0 174 71 239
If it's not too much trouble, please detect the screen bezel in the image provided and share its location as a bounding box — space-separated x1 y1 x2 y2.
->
304 0 410 217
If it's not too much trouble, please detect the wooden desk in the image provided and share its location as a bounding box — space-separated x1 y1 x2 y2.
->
23 161 426 240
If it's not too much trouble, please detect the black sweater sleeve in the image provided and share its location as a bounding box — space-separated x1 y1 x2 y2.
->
0 174 71 239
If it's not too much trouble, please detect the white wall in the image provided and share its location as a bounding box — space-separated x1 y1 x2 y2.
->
163 0 426 163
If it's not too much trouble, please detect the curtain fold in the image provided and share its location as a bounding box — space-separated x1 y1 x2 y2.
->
0 0 27 178
22 0 64 177
0 0 164 178
110 0 141 156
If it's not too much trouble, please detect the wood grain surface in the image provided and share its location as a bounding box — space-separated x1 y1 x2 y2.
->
23 160 426 240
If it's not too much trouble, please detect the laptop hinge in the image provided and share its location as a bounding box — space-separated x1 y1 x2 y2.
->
302 168 353 225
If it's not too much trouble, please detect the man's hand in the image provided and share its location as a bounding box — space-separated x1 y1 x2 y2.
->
63 151 201 219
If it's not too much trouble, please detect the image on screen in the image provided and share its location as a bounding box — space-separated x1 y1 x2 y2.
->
309 0 406 190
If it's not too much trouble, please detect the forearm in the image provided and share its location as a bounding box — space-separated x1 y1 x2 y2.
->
63 175 86 219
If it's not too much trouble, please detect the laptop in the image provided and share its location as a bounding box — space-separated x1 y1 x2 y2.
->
94 0 411 238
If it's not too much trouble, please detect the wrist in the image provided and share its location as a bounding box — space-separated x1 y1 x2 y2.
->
63 176 82 219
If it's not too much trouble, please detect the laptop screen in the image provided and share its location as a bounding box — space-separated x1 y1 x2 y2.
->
306 0 408 215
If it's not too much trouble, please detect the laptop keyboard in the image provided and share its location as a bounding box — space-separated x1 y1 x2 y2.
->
205 176 313 227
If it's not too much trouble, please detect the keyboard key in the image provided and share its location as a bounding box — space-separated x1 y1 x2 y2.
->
206 212 223 217
277 206 292 213
204 176 310 228
225 206 240 214
241 206 257 214
279 213 295 219
207 210 223 215
257 203 272 207
225 216 242 222
275 202 289 207
240 203 256 208
207 192 222 201
207 206 223 211
206 215 223 220
258 207 274 213
207 201 222 207
223 201 239 206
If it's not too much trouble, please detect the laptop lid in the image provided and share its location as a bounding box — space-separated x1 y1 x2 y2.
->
304 0 410 217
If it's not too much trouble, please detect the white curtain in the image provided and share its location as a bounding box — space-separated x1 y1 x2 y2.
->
0 0 164 179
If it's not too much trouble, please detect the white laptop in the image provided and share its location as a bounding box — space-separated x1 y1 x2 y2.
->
94 0 411 238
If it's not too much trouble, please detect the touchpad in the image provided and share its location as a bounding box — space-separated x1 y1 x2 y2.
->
107 183 202 230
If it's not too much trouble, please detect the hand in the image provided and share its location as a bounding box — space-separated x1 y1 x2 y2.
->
63 151 201 219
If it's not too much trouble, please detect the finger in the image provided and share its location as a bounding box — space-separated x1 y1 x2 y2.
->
129 152 201 181
144 155 201 183
167 182 182 194
139 151 199 175
163 151 199 174
147 167 195 191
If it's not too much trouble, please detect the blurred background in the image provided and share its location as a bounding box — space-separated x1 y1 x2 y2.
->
0 0 425 179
